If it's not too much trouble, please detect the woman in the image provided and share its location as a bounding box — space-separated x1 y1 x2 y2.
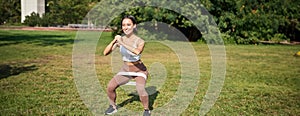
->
103 15 150 116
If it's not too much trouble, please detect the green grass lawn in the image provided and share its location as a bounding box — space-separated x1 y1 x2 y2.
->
0 30 299 115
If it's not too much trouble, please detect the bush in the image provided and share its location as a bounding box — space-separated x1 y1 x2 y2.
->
23 12 41 27
40 13 52 27
271 33 288 43
221 32 236 44
23 12 54 27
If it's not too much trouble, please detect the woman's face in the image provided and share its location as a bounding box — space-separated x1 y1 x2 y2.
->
122 18 136 35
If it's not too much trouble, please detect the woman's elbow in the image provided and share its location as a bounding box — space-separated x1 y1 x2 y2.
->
134 50 142 55
103 51 110 56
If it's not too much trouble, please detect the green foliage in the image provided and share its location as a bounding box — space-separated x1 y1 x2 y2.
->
98 0 299 43
208 0 300 44
50 0 101 25
101 1 204 42
40 13 52 27
23 12 57 27
23 12 41 27
271 33 288 43
0 0 21 24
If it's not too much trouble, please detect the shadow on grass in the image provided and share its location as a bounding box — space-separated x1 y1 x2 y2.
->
0 31 74 46
0 64 38 79
118 86 159 110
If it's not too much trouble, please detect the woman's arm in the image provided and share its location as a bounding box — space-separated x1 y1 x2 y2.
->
117 37 145 55
103 36 119 56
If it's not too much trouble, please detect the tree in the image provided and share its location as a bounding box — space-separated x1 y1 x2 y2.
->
45 0 91 25
208 0 300 44
23 0 100 26
0 0 21 25
95 0 208 42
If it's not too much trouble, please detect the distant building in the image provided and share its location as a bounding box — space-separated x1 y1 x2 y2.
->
21 0 45 23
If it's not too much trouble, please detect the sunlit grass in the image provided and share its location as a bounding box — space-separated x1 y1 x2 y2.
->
0 30 299 115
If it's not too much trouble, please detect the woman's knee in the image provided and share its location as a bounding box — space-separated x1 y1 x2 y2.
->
107 85 115 92
135 76 147 95
138 89 148 96
136 85 148 96
107 79 118 92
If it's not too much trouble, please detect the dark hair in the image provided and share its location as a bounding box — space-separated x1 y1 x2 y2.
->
121 15 137 24
121 15 138 34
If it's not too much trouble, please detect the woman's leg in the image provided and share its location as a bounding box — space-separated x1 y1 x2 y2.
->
107 75 130 108
135 76 149 110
